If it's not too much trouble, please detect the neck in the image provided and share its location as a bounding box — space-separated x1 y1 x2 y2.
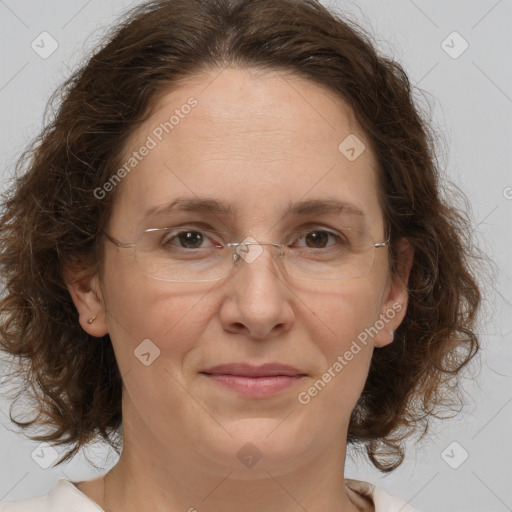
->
101 431 363 512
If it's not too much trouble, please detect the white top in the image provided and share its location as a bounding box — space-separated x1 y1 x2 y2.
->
0 478 420 511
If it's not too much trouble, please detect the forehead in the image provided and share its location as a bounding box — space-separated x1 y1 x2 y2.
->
110 67 384 235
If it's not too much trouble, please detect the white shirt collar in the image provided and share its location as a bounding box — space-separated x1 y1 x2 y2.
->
2 478 419 512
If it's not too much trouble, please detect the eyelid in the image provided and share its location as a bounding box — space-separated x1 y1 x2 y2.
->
159 227 225 250
287 227 344 245
161 223 346 233
154 223 355 244
290 224 346 233
287 224 351 240
156 225 229 237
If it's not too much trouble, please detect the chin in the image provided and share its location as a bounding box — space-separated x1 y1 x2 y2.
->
195 417 322 478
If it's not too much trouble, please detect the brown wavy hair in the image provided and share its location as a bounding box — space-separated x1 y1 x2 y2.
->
0 0 485 471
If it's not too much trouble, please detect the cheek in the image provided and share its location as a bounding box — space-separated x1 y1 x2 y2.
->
300 279 384 355
100 253 212 373
293 285 382 430
295 280 384 399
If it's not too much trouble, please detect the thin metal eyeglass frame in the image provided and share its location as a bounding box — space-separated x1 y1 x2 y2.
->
101 227 391 282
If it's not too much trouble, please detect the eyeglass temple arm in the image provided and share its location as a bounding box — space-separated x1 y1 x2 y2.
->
375 232 391 248
102 230 136 248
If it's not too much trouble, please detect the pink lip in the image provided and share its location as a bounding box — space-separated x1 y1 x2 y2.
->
200 363 307 398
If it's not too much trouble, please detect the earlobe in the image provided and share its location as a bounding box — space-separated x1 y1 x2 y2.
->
64 266 109 338
374 238 414 348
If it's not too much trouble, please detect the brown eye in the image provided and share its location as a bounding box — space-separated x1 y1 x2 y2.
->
291 229 343 250
304 231 331 249
174 231 205 249
158 228 224 252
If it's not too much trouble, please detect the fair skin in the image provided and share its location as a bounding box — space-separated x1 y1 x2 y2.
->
66 67 413 512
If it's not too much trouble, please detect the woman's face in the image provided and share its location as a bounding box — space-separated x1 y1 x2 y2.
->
73 67 410 476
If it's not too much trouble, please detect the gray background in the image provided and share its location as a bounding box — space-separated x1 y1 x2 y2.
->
0 1 511 511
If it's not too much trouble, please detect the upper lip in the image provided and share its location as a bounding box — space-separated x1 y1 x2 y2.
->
201 363 306 377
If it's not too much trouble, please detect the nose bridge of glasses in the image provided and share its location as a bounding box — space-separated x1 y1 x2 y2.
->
229 240 285 267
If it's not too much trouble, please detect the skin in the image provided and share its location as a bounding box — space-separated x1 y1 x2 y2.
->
66 66 413 512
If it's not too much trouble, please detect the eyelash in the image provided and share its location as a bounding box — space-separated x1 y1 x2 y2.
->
160 226 346 250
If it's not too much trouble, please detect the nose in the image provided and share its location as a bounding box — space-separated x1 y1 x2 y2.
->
218 242 295 340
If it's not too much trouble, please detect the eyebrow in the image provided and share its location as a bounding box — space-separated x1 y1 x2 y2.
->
142 197 366 219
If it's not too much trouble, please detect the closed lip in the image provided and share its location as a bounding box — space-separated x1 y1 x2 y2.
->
200 363 306 377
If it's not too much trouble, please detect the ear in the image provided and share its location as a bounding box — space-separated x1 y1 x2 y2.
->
63 260 109 338
373 237 414 348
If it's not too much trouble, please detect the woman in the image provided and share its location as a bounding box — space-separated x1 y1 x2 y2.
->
0 0 482 510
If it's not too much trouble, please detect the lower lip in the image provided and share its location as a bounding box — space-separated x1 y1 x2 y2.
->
202 374 305 397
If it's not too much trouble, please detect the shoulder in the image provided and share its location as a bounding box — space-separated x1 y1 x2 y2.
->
0 493 48 512
0 479 102 512
345 479 422 512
